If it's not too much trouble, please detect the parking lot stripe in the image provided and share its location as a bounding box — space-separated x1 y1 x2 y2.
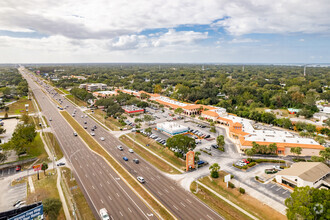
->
276 188 281 191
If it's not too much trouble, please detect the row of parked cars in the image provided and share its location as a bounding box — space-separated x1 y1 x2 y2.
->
149 134 167 146
189 128 211 139
235 159 250 167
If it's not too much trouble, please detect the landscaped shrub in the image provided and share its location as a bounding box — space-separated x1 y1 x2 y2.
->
248 162 256 167
239 187 245 194
255 176 259 180
228 182 235 188
211 171 219 178
230 174 234 179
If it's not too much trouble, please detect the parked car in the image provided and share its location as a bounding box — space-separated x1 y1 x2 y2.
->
197 161 205 165
265 168 278 174
57 162 65 166
211 144 219 149
205 135 210 138
16 165 21 172
273 165 283 170
123 157 128 161
242 159 250 164
137 176 145 183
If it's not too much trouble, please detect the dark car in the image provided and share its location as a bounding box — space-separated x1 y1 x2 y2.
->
84 121 87 124
133 159 139 164
57 162 65 166
197 161 205 165
123 157 128 161
91 128 95 131
211 144 219 149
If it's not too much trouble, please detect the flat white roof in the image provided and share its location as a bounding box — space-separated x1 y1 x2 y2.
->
157 96 188 107
96 91 116 94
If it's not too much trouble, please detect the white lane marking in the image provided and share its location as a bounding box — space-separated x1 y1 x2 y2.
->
100 183 103 187
170 186 175 190
158 191 163 196
80 165 82 168
276 188 281 191
186 199 192 203
151 177 155 181
108 195 112 201
128 208 132 213
119 211 123 216
164 189 169 193
270 185 275 189
156 175 161 179
101 199 104 204
85 174 88 178
145 166 150 170
207 214 214 219
107 181 110 184
116 193 120 197
282 191 287 194
99 171 102 174
92 173 95 176
92 185 95 189
173 205 179 210
180 202 186 207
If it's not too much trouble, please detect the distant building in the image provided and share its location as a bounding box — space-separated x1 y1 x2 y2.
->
79 83 107 91
288 108 301 114
93 91 117 98
122 105 144 114
323 105 330 114
157 122 188 136
275 162 330 189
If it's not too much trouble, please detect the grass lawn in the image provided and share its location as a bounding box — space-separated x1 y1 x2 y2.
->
89 109 121 131
61 167 95 220
60 111 174 220
120 135 181 174
0 97 35 116
197 171 286 220
26 170 65 220
42 132 64 159
66 95 86 107
127 133 186 171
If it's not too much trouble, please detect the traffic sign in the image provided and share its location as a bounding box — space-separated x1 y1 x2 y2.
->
33 164 41 171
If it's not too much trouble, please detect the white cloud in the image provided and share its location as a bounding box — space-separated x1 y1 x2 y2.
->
299 39 305 42
0 0 329 39
229 38 259 43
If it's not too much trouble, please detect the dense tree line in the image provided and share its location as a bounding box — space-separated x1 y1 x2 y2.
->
30 64 329 118
0 68 29 98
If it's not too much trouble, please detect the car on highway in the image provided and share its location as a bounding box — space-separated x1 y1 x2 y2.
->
117 145 123 151
99 208 110 220
85 115 88 118
72 114 75 117
128 149 134 153
84 126 87 129
137 176 145 183
91 132 95 136
73 132 78 136
84 121 87 124
57 162 65 166
123 157 128 161
133 159 139 164
81 115 84 118
100 137 105 141
91 128 95 131
49 118 52 121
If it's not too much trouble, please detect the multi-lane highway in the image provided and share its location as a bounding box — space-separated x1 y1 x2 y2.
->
21 67 224 220
20 68 156 220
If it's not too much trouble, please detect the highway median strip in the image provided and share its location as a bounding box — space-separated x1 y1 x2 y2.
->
60 110 176 220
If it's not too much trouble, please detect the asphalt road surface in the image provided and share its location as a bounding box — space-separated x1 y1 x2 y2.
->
20 68 156 220
21 67 224 220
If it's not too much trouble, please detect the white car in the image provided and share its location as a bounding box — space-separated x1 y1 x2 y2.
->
85 115 88 118
81 115 84 118
99 208 110 220
100 137 105 141
128 149 134 153
91 132 95 136
137 176 145 183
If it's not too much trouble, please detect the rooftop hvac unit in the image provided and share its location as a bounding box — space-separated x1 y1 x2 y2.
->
283 139 286 142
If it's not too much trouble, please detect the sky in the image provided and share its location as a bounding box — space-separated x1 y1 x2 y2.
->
0 0 329 63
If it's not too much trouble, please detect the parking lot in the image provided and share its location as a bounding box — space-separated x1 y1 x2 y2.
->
0 167 16 178
0 180 27 212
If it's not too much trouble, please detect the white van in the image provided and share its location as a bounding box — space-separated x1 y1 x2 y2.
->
205 146 211 151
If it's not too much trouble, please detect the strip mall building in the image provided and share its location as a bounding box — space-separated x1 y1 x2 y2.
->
116 89 325 156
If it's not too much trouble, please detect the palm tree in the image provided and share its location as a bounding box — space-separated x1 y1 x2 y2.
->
209 163 220 178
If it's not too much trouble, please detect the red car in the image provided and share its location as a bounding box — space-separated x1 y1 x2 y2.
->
16 165 21 171
242 159 250 164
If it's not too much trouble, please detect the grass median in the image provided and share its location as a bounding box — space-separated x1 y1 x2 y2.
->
66 95 86 107
196 171 286 220
127 133 186 171
120 135 181 174
42 132 64 159
88 109 121 131
60 111 175 220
